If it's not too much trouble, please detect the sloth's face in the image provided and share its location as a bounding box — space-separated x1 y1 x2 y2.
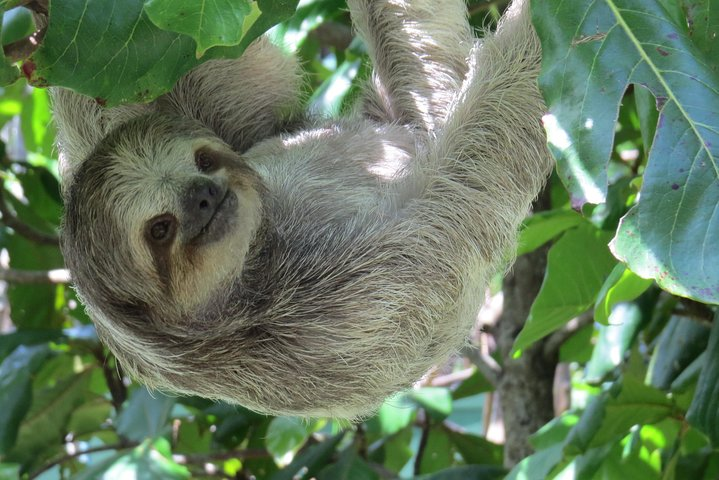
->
117 139 263 311
63 116 264 317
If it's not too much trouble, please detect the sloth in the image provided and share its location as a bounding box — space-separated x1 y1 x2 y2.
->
52 0 552 418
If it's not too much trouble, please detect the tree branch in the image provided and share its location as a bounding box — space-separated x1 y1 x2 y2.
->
462 345 501 386
0 267 69 283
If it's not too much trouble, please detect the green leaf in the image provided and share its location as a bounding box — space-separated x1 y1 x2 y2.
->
684 0 719 72
585 302 643 383
451 369 494 400
244 418 279 479
20 87 56 158
368 426 413 474
0 329 62 362
269 432 345 480
594 264 653 325
565 378 675 453
2 7 34 45
558 324 594 363
317 447 379 480
513 224 616 353
407 388 453 420
365 400 415 440
115 387 175 442
687 311 719 444
505 443 564 480
412 465 505 480
670 351 706 393
74 438 190 480
0 463 20 480
0 345 50 454
447 431 503 465
535 0 719 304
516 209 583 256
417 427 453 474
265 417 312 461
529 413 579 450
7 369 93 467
647 315 710 390
144 0 253 57
67 396 113 438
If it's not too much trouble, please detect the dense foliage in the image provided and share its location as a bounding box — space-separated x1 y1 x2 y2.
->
0 0 716 479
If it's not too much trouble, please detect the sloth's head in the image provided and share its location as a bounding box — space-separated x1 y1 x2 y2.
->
63 114 263 322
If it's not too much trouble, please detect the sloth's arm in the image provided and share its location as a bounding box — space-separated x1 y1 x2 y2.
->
366 0 551 294
416 0 551 262
347 0 473 130
157 38 303 152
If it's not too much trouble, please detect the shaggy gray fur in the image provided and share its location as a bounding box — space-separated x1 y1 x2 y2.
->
54 0 552 418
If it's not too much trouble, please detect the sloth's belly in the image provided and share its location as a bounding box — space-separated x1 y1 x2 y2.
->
246 121 423 220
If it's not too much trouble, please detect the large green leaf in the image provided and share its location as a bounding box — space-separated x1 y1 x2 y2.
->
0 345 50 454
7 369 93 467
143 0 255 57
534 0 719 304
647 315 710 390
27 0 197 104
565 378 676 453
687 311 719 444
513 223 616 353
26 0 296 105
417 427 454 475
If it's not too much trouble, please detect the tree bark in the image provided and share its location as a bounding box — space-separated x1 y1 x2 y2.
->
495 188 557 468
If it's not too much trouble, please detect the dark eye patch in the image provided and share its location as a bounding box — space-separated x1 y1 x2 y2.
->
146 213 177 246
195 148 218 173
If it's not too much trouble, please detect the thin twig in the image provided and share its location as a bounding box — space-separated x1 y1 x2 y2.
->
428 367 475 387
91 347 127 413
0 187 59 246
462 345 501 386
0 267 69 283
414 410 431 476
674 298 715 325
173 449 271 464
29 442 139 480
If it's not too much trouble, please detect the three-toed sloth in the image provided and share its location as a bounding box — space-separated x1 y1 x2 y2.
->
52 0 551 418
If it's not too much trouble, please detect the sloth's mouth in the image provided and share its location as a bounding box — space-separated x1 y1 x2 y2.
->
189 191 238 245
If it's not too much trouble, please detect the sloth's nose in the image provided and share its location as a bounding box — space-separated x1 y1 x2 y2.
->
183 178 225 225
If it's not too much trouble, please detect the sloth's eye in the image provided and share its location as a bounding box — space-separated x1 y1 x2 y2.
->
146 214 177 245
195 150 216 172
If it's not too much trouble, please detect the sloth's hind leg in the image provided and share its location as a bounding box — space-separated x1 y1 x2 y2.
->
347 0 474 131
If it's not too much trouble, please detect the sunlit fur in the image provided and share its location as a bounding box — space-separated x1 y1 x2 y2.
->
53 0 552 418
